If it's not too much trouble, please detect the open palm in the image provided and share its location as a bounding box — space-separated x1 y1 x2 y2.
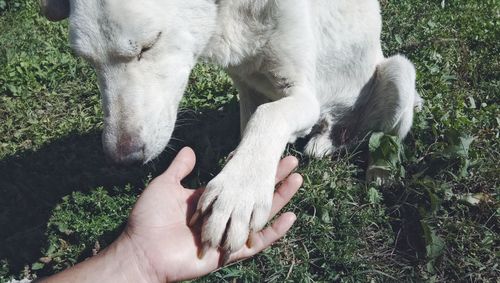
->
123 147 302 282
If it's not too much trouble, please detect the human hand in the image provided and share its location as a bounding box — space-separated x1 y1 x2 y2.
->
123 147 302 282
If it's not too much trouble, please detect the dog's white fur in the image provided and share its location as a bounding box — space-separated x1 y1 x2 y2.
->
47 0 422 253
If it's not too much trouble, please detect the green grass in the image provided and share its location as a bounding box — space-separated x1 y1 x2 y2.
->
1 0 499 282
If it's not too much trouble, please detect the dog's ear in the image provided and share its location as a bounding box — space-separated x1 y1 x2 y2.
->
40 0 70 22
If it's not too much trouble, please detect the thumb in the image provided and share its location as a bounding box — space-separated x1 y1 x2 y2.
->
163 147 196 182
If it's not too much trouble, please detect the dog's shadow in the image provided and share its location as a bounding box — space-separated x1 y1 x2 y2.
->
0 102 240 272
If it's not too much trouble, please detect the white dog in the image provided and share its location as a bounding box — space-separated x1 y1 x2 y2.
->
42 0 422 256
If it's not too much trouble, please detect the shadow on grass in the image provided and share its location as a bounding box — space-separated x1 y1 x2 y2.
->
0 101 240 272
383 187 427 265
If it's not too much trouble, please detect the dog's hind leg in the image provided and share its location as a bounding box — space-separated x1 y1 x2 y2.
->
357 55 422 139
355 55 422 183
304 56 422 162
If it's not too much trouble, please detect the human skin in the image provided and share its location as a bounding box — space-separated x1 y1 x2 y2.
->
40 147 302 282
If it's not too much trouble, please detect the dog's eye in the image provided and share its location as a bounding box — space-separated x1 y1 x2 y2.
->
137 32 162 61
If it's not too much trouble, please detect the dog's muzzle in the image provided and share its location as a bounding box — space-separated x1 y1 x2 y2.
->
104 134 145 165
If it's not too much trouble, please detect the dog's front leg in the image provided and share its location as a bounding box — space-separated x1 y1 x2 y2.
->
192 87 320 256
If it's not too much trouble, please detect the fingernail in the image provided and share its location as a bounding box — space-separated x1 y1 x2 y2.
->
189 211 200 227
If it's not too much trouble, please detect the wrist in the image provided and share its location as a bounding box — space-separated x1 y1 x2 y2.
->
110 231 162 283
40 232 161 283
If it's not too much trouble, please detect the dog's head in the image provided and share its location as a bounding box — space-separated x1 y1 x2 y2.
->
41 0 216 164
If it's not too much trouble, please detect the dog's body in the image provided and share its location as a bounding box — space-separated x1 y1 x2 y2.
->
43 0 422 254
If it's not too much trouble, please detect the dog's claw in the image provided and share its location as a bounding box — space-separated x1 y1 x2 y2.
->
222 251 231 265
189 210 201 227
197 242 210 259
246 231 253 249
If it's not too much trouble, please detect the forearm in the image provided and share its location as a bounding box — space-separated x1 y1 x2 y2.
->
236 94 320 156
39 233 159 283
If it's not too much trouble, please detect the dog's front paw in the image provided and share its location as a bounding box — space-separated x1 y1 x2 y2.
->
191 169 274 257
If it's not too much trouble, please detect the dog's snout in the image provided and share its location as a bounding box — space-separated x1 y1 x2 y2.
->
119 136 144 161
105 134 145 165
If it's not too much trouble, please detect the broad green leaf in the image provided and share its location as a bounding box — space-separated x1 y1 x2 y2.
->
368 187 382 204
32 262 44 271
369 132 385 152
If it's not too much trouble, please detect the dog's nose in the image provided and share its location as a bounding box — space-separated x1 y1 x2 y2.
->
108 135 145 165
